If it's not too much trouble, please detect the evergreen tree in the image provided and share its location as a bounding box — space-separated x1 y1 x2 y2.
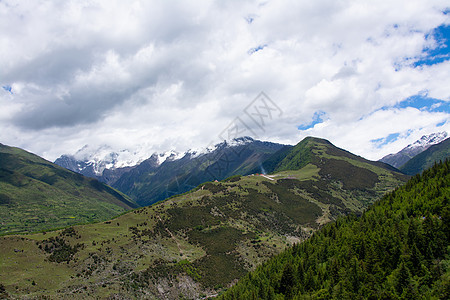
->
279 263 296 298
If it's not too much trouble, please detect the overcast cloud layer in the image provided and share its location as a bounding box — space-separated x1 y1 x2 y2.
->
1 0 449 161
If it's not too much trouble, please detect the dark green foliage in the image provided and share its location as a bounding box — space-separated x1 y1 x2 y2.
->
0 167 28 187
262 181 322 226
220 160 450 299
400 137 450 175
38 173 58 185
166 206 221 232
279 263 296 298
41 231 84 263
128 226 252 289
190 226 252 287
224 175 242 182
281 179 345 208
318 159 379 190
0 193 11 205
61 227 77 238
0 283 8 299
203 182 227 194
89 179 105 191
0 138 411 299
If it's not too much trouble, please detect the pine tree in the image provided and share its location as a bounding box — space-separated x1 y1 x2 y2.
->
279 263 296 298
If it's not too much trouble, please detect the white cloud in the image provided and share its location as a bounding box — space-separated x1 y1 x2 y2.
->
301 108 450 160
0 0 449 161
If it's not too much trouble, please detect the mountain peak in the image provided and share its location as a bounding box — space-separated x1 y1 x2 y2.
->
400 136 450 175
379 131 448 168
404 131 447 151
262 136 335 173
219 136 255 148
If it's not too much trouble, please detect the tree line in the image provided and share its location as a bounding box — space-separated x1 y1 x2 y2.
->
219 159 449 299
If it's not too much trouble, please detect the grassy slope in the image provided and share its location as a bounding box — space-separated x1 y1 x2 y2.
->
0 143 137 235
0 138 407 299
220 160 449 300
400 137 450 175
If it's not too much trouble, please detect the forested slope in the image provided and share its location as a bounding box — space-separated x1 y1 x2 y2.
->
220 160 450 299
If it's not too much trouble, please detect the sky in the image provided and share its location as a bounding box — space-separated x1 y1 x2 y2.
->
0 0 449 162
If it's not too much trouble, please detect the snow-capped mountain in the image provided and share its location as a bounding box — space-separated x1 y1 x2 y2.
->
54 144 181 185
184 136 255 159
402 131 448 153
56 144 149 175
379 132 448 168
112 137 284 206
54 137 257 186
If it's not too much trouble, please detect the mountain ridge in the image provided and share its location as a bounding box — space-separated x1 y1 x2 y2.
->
379 131 448 168
54 137 261 187
0 143 138 235
111 137 285 206
266 136 401 175
0 137 408 298
400 136 450 175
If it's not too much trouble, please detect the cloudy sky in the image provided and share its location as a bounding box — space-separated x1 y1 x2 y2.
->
1 0 449 162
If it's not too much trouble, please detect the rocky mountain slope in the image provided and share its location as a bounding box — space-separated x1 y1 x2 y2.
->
53 144 163 186
400 136 450 175
54 137 286 206
0 143 138 235
0 137 408 299
112 137 286 206
379 131 447 168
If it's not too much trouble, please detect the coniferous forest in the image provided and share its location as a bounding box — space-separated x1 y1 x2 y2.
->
220 160 450 299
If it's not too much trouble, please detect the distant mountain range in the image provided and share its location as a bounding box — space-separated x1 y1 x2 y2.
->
0 137 408 299
400 136 450 175
379 131 448 168
54 144 171 186
54 132 450 207
115 137 286 206
56 137 286 206
0 143 137 235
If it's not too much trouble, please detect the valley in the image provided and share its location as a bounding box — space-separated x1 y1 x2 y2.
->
0 137 408 299
1 2 449 299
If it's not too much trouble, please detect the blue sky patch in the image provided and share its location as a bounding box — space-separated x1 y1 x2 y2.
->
377 94 450 114
395 94 450 113
2 85 12 94
414 24 450 67
371 132 400 148
245 16 254 24
437 120 447 127
248 44 267 55
298 111 326 130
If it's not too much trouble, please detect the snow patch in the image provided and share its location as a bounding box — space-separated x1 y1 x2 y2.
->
57 136 257 176
404 131 448 151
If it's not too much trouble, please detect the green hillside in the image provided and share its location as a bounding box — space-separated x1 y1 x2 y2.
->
400 137 450 175
262 137 400 174
220 160 449 299
0 143 137 235
0 137 407 299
